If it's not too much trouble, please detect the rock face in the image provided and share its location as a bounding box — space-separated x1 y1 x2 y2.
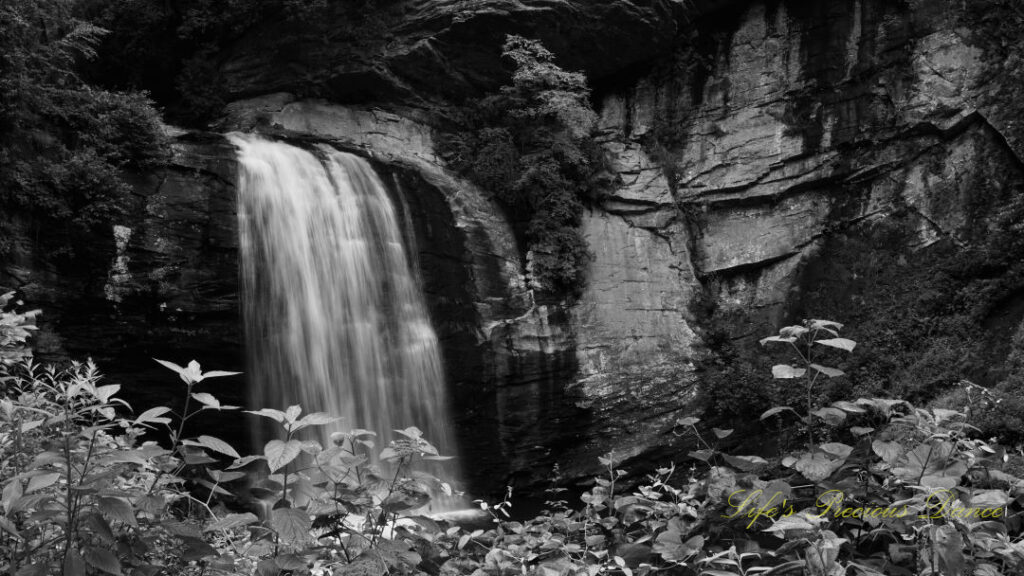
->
220 1 693 105
5 0 1024 497
0 133 248 437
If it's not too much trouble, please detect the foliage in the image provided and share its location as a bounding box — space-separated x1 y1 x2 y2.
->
0 0 167 262
438 35 609 295
794 198 1024 437
420 318 1024 576
0 294 40 367
1 300 458 575
958 319 1024 443
6 293 1024 576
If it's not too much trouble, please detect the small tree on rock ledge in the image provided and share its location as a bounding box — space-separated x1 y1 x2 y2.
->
440 35 611 296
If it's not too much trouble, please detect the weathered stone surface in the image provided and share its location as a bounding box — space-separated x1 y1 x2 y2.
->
592 0 1024 353
220 1 693 105
572 213 698 376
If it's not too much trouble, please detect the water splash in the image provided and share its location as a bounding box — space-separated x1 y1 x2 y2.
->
229 134 461 497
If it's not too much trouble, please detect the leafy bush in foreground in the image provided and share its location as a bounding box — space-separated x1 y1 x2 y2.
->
3 302 1023 575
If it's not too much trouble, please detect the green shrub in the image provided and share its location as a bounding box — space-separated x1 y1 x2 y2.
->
438 35 608 296
4 306 1024 574
0 0 168 261
1 300 460 575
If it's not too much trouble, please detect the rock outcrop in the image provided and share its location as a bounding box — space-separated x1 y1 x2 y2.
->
0 133 246 436
220 1 694 105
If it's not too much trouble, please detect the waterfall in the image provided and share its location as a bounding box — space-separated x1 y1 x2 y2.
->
229 133 461 499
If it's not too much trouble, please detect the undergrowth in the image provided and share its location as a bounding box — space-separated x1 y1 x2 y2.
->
3 295 1024 575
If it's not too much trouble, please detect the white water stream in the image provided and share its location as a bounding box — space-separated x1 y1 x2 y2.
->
230 134 461 497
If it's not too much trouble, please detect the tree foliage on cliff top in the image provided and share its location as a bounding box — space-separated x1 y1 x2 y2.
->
0 0 167 263
439 36 610 296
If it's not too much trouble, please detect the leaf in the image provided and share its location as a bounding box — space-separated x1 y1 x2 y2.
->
134 407 172 426
811 407 847 426
830 400 866 413
772 365 806 379
819 442 853 459
227 455 265 470
932 525 965 576
153 358 184 373
968 490 1009 509
196 435 241 459
893 441 967 488
191 393 220 408
201 370 242 379
83 513 115 543
809 364 845 378
153 358 192 384
814 338 856 352
98 496 137 527
297 412 339 427
284 405 302 422
299 440 322 454
676 416 700 427
64 549 86 576
84 546 122 575
394 426 424 439
763 514 817 536
722 454 768 472
264 439 302 473
809 319 844 331
19 419 43 433
974 563 1004 576
759 335 797 346
271 508 311 546
207 469 247 483
688 449 715 462
246 408 286 423
713 428 733 439
760 406 799 420
794 452 840 482
856 397 909 415
654 530 703 563
872 440 902 465
779 325 810 338
205 512 259 532
931 408 963 426
850 426 874 437
93 385 121 404
0 515 22 540
26 472 60 494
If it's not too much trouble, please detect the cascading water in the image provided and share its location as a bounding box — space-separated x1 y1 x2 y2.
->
229 133 462 503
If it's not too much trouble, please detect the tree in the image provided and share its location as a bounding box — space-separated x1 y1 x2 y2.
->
0 0 166 263
440 35 608 295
